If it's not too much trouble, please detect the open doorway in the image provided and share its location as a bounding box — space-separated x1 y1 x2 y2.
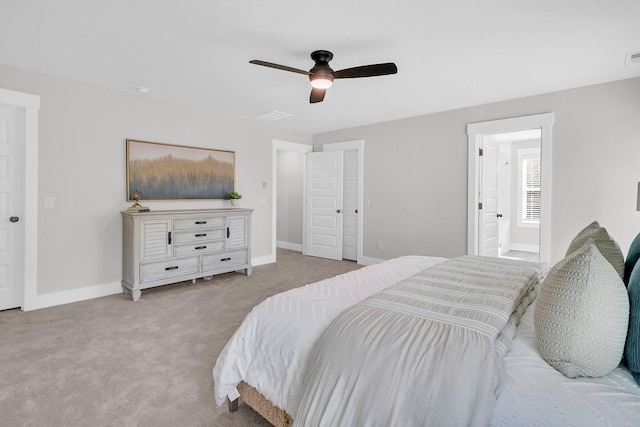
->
271 140 312 262
467 113 554 264
482 130 541 262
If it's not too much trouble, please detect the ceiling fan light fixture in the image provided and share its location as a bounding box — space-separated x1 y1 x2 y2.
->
310 76 333 89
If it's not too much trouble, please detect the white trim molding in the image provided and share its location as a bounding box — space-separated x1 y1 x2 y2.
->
276 241 303 252
358 255 384 266
467 113 554 264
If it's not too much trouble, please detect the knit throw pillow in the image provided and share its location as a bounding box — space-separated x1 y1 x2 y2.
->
626 258 640 385
535 241 629 378
565 222 624 279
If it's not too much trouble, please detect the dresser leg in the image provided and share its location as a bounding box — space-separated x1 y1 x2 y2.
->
121 284 131 295
132 290 141 301
246 267 252 276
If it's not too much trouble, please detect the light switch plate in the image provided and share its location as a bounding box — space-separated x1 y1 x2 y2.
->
44 196 55 209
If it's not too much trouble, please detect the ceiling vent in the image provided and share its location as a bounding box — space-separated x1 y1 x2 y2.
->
625 51 640 65
254 110 294 122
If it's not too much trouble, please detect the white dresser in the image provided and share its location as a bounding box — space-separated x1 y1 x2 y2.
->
121 208 252 301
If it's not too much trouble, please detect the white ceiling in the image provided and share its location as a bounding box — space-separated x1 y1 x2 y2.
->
2 1 639 135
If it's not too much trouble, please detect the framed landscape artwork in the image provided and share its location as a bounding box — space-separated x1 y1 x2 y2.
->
126 139 235 200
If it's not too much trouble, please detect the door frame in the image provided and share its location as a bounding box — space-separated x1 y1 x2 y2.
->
467 113 554 263
0 88 39 311
323 140 364 264
271 139 313 263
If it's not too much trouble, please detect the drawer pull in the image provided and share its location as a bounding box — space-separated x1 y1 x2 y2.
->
227 227 230 238
195 221 207 225
195 246 207 250
221 257 231 262
195 233 207 237
165 266 179 271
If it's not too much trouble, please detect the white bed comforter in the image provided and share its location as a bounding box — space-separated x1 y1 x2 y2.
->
214 255 640 426
213 256 447 413
293 256 545 427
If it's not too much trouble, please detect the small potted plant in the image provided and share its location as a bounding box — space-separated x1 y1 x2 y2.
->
227 191 242 208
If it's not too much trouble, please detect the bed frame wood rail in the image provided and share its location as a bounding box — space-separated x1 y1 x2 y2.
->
227 381 293 427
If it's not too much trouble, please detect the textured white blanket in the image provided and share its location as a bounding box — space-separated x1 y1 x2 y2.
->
294 256 545 427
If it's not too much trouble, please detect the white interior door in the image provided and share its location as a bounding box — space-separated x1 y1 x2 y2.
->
304 151 344 260
0 105 24 310
479 141 500 257
341 150 358 261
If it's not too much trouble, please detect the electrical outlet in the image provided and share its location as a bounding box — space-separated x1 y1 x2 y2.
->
376 241 383 250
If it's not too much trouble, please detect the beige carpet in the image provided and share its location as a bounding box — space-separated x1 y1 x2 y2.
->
0 249 361 426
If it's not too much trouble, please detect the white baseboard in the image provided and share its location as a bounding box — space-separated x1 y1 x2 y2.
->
25 281 122 311
358 256 384 266
276 241 302 252
509 244 540 253
252 254 275 267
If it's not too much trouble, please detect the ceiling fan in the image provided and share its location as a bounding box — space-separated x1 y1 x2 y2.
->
249 50 398 103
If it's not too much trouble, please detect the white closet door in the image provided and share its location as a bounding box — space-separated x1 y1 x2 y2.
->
0 105 23 310
305 151 343 260
342 150 358 261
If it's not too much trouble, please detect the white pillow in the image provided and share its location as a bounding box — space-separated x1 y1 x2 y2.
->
565 222 624 279
535 241 629 378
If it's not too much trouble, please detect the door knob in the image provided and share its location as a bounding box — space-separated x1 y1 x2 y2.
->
496 213 503 218
336 209 342 213
10 216 19 223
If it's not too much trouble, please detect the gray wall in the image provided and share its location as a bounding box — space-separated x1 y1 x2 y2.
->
0 64 311 295
314 77 640 263
276 150 304 246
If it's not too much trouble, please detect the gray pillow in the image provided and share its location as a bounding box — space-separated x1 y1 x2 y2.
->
535 241 629 378
565 222 624 279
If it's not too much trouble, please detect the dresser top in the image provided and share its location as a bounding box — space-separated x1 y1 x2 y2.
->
121 208 253 217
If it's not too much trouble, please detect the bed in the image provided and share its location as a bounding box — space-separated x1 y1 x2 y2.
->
213 242 640 426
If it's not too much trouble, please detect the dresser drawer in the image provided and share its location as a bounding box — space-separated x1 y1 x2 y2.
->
172 228 225 244
202 250 248 272
140 257 199 284
173 241 225 257
173 216 225 230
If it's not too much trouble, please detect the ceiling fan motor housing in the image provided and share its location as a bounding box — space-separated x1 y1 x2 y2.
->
309 50 334 87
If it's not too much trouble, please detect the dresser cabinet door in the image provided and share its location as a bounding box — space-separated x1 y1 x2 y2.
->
227 216 248 249
140 219 172 261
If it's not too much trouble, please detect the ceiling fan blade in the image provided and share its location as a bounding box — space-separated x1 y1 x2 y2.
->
333 63 398 79
249 60 310 75
310 88 326 103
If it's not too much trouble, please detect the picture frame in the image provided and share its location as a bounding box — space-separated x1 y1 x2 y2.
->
126 139 235 201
